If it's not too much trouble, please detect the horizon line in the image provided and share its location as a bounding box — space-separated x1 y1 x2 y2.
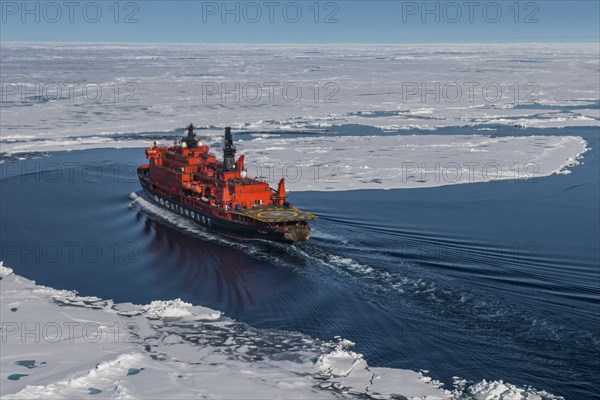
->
2 40 599 46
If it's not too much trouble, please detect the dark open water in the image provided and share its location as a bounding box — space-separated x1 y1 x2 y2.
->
1 126 598 398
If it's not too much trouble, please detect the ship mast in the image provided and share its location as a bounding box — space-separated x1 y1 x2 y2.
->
182 123 198 148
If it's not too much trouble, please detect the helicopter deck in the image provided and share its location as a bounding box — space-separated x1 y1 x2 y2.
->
232 205 317 223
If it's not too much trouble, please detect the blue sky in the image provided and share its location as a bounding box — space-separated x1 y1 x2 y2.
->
1 1 598 43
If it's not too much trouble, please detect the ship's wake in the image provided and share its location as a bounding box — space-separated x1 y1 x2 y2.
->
128 190 598 398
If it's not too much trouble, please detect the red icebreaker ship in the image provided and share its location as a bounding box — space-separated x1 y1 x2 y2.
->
137 124 316 242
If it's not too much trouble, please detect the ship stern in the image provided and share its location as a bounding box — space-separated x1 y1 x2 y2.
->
282 225 312 242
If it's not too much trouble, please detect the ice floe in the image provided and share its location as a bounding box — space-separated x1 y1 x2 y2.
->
238 134 588 191
0 261 563 399
0 43 598 144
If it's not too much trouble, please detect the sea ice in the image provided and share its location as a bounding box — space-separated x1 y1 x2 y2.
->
238 134 588 191
0 261 563 399
1 43 598 143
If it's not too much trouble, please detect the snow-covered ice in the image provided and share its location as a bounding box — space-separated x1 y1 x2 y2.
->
239 134 589 191
0 132 589 191
0 261 450 399
1 42 598 142
0 262 564 399
1 42 595 191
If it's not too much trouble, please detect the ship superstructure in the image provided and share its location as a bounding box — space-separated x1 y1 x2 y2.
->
138 125 316 242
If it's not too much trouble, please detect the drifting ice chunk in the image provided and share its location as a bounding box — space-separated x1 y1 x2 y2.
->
140 299 221 320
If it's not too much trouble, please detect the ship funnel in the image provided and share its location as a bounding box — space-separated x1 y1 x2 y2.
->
223 126 237 172
277 178 287 205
